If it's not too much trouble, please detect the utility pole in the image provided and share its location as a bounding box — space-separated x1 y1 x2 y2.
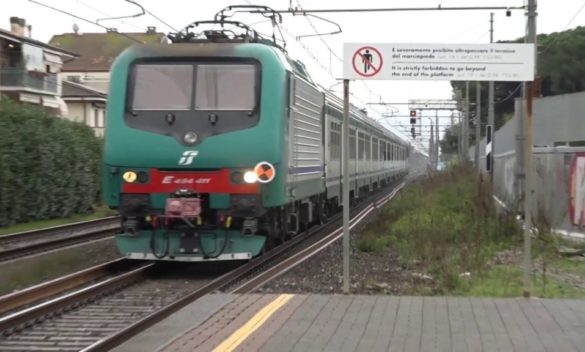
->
435 110 440 168
522 0 537 298
475 81 481 168
457 111 463 160
429 117 434 164
464 81 470 160
487 12 495 179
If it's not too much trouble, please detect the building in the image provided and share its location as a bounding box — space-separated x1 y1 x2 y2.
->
0 17 77 115
49 27 166 91
61 80 107 137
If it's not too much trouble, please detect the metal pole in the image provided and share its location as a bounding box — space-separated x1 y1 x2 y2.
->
464 81 470 160
487 12 495 179
522 0 537 298
430 117 434 163
458 111 462 159
342 79 350 294
475 81 481 168
419 109 423 140
435 110 439 168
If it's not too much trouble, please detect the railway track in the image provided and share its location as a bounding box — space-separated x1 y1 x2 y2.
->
0 182 405 351
0 258 134 317
0 217 120 262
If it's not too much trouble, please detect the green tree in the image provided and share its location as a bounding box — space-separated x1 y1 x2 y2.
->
441 26 585 154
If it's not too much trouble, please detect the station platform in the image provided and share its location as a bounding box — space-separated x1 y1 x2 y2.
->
113 294 585 352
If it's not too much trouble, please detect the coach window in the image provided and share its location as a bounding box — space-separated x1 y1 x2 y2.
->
195 64 256 111
358 132 365 160
330 122 341 160
350 129 356 160
365 135 371 161
132 65 193 110
380 141 384 161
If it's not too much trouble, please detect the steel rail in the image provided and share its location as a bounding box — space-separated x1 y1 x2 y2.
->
82 181 406 352
232 182 405 293
0 217 120 262
0 258 129 316
0 263 152 334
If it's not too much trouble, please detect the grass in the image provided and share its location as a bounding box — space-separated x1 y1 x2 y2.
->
458 265 585 299
360 164 520 267
357 163 585 298
0 206 117 236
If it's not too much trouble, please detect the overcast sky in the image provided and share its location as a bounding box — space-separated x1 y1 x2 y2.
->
5 0 585 148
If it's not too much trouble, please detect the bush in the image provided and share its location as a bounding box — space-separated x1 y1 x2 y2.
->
0 99 102 226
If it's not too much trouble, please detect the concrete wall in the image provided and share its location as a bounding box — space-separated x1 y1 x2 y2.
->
470 91 585 236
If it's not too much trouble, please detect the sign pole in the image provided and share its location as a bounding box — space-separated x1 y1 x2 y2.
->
475 81 481 168
487 12 495 180
464 81 470 160
522 0 537 298
342 79 350 294
435 110 439 169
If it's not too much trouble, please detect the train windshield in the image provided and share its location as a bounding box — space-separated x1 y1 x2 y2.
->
195 65 256 111
131 64 257 111
132 65 193 110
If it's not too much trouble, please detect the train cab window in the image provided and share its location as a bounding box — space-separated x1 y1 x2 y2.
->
195 64 256 111
132 65 193 110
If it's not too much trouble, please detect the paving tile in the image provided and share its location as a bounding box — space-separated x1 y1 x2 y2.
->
355 296 400 352
113 294 585 352
290 295 353 352
260 295 331 352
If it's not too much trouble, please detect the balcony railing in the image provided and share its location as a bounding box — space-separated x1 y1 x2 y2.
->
0 69 58 94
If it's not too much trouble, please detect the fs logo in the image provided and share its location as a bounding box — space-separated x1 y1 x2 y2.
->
178 151 199 165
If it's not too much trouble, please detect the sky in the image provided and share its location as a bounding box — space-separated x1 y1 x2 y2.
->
5 0 585 150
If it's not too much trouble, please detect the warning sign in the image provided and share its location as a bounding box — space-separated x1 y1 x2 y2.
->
351 46 383 77
343 43 535 81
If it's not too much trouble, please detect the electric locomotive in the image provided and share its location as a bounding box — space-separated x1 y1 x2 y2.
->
103 15 409 262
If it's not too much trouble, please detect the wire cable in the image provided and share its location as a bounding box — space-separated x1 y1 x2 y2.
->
75 0 144 30
28 0 144 43
541 0 585 53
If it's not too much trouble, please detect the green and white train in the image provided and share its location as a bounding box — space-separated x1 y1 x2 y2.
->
103 20 410 262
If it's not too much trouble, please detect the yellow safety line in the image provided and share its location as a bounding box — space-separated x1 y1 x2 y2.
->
213 294 295 352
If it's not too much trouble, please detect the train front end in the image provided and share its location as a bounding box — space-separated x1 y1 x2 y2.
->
103 43 289 261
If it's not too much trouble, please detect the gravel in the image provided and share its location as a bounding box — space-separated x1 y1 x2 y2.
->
256 206 436 295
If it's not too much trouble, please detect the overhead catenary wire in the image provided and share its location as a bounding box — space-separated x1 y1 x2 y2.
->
541 0 585 53
95 0 145 25
75 0 144 31
27 0 144 44
292 0 401 134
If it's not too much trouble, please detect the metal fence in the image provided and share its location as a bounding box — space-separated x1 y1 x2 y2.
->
0 68 58 94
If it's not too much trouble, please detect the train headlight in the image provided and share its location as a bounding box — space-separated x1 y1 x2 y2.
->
243 171 257 184
123 171 137 183
183 131 198 145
